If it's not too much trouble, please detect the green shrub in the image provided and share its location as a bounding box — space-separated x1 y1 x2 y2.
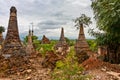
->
52 47 91 80
37 40 57 56
87 39 98 52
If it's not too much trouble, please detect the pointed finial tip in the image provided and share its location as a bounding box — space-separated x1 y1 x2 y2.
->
61 27 64 31
10 6 17 13
61 27 64 29
43 35 45 37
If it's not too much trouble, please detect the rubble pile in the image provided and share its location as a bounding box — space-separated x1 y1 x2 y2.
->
82 58 120 72
76 51 89 63
0 55 33 77
42 50 62 69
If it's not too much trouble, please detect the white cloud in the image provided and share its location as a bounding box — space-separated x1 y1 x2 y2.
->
0 0 95 39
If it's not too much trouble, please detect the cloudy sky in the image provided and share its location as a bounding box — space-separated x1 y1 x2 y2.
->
0 0 96 40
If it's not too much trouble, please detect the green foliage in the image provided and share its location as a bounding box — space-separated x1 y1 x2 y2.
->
91 0 120 31
87 39 98 51
65 37 75 46
0 26 5 33
37 44 54 56
52 47 91 80
37 40 57 56
23 35 39 45
91 0 120 45
74 14 92 29
69 40 76 46
91 0 120 63
65 37 70 44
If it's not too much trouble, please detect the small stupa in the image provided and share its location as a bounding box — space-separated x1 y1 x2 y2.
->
54 27 70 56
26 27 35 55
41 35 50 44
1 6 26 58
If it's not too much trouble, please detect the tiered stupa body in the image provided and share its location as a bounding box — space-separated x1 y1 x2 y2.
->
54 28 70 55
74 24 90 54
1 6 26 57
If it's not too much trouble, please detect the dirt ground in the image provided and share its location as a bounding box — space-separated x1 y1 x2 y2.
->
82 57 120 80
0 55 120 80
0 55 51 80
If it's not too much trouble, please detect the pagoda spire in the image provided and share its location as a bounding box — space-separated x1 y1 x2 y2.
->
5 6 21 43
1 6 26 57
31 22 34 36
59 27 66 44
78 24 85 39
29 26 31 35
54 27 70 56
26 26 35 55
75 24 90 53
28 27 32 44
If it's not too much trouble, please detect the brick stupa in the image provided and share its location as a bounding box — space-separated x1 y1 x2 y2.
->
54 27 70 55
41 35 50 44
26 28 35 55
74 24 90 54
1 6 26 57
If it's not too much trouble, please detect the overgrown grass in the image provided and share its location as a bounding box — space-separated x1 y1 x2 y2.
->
36 40 57 56
51 46 91 80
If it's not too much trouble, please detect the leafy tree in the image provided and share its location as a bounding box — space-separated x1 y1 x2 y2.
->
87 39 97 51
91 0 120 63
23 35 40 48
0 26 5 33
0 26 5 42
74 14 92 29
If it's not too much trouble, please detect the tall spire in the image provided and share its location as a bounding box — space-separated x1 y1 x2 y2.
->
54 27 70 56
75 24 90 53
5 6 21 42
1 6 26 57
29 26 31 35
28 28 32 44
31 22 34 36
78 24 85 40
26 26 35 55
59 27 66 44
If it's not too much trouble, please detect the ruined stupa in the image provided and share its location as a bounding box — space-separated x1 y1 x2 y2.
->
41 35 50 44
1 6 26 57
26 28 35 55
54 27 70 55
74 24 90 54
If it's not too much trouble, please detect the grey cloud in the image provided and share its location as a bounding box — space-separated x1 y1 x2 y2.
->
38 20 66 25
36 20 66 30
0 0 94 39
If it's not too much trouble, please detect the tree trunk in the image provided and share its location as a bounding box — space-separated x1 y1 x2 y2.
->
105 44 120 64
